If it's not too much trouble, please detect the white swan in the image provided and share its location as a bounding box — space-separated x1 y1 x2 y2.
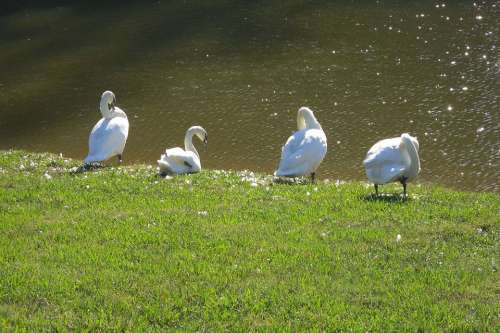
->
157 126 208 175
363 133 421 196
84 91 129 164
275 107 327 182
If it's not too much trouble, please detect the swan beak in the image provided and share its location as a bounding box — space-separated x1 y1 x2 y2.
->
203 135 208 147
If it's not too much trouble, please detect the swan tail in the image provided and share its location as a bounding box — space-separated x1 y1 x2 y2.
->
157 156 171 173
275 165 303 177
84 155 103 164
274 169 285 177
363 155 378 168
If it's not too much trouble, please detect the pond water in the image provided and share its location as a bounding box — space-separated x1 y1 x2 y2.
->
0 0 499 192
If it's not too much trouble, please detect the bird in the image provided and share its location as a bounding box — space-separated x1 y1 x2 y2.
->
275 107 327 182
157 126 208 175
363 133 421 197
84 91 129 165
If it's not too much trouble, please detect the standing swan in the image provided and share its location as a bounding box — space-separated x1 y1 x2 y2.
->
363 133 421 197
157 126 208 175
275 107 327 182
84 91 129 164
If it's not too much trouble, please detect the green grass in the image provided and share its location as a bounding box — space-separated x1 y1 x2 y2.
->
0 150 498 332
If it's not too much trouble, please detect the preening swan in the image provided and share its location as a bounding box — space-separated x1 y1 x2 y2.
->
157 126 208 175
84 91 129 164
363 133 421 197
275 107 327 182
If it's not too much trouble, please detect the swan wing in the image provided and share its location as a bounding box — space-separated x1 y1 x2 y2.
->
280 129 305 160
363 138 402 166
276 129 327 176
158 148 200 174
363 138 408 184
85 117 129 163
365 162 406 184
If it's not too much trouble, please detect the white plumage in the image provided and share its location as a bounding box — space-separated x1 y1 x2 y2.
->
363 133 421 196
84 91 129 164
275 107 327 181
157 126 208 175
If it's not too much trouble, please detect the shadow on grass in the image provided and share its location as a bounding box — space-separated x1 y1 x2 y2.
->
361 193 409 203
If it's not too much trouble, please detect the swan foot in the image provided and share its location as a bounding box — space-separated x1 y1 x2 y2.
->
117 154 123 163
374 184 379 196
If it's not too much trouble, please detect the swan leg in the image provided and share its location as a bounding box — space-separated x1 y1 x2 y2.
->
401 177 408 198
117 154 123 163
374 184 379 196
310 172 316 183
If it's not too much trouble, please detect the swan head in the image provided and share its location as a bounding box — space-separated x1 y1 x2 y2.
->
188 126 208 146
297 106 321 130
99 90 116 118
401 133 419 151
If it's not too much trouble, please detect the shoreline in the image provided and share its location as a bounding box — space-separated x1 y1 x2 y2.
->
1 149 496 195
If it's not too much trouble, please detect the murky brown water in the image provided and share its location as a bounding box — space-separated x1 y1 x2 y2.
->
1 1 499 192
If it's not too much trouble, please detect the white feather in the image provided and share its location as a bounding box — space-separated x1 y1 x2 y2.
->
275 107 327 177
84 91 129 163
363 133 420 185
158 126 207 175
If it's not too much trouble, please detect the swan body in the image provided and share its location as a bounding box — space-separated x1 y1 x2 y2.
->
275 107 327 181
84 91 129 164
158 126 208 175
363 133 421 196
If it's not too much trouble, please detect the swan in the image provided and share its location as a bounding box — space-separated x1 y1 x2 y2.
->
275 107 327 182
157 126 208 175
363 133 421 197
84 91 129 164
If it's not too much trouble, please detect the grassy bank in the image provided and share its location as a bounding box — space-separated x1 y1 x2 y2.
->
0 150 498 331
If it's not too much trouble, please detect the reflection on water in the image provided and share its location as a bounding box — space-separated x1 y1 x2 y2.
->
0 0 498 192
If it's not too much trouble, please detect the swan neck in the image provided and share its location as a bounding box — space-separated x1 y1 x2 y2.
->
298 111 321 130
403 137 420 176
297 113 307 130
184 130 199 158
99 101 113 119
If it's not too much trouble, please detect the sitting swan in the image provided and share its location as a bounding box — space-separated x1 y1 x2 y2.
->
84 91 129 164
363 133 421 197
275 107 327 182
157 126 208 175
